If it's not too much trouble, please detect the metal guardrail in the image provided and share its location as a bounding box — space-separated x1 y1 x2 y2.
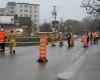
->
0 36 79 46
2 42 40 44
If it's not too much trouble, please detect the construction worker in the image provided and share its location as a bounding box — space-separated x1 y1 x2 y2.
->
66 32 71 47
92 32 96 44
81 34 88 48
59 32 64 46
87 33 89 45
8 30 16 54
89 32 93 45
0 29 6 54
70 33 74 47
51 32 56 46
96 32 99 44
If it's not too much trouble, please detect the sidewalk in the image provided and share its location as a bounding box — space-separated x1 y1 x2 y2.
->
74 43 100 80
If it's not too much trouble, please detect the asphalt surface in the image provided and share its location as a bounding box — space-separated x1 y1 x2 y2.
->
74 42 100 80
0 39 92 80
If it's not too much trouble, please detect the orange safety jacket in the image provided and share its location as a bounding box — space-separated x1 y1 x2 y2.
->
92 33 96 40
0 31 5 43
81 36 88 44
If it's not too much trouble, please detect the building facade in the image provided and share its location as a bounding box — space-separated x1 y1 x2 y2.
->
0 8 5 16
0 2 40 32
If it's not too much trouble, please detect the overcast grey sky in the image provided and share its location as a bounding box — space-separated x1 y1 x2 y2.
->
0 0 88 22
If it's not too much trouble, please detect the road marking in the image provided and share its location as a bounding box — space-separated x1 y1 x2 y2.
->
56 48 89 80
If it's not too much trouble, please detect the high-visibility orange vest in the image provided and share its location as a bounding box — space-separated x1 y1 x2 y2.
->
81 36 87 44
70 35 74 47
0 31 5 42
92 33 96 39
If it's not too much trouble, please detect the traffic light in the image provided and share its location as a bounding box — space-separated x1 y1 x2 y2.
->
52 21 59 28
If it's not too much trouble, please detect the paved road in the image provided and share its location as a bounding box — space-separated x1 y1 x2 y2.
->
74 42 100 80
0 39 89 80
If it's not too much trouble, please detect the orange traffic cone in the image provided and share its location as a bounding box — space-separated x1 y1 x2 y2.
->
37 37 48 63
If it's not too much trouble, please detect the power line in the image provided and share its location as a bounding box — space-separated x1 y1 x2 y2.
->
39 17 53 22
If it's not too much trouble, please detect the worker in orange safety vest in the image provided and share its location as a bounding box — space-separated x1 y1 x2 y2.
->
81 34 88 48
0 29 6 54
69 33 74 47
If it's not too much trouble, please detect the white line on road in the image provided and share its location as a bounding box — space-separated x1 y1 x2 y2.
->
56 48 89 80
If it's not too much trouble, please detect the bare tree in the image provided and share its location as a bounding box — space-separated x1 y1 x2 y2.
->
40 22 52 32
82 16 93 33
64 19 82 34
81 0 100 31
81 0 100 16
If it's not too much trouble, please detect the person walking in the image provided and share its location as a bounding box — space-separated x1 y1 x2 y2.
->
8 30 16 54
96 32 99 44
89 32 93 45
70 33 74 47
0 29 6 54
92 32 96 44
66 33 71 47
81 34 88 48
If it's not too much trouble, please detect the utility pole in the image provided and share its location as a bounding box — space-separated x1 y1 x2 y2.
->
53 6 57 21
52 5 57 33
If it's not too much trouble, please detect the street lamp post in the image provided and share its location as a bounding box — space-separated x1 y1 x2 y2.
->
52 6 57 33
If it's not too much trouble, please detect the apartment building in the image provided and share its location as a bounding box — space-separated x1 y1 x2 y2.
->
0 2 40 32
5 2 16 15
0 8 5 15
